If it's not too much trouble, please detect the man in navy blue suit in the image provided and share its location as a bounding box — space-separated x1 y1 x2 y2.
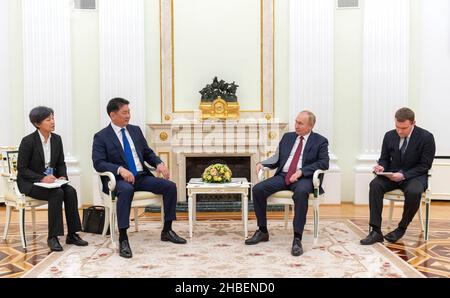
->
92 98 186 259
360 107 435 245
246 111 329 256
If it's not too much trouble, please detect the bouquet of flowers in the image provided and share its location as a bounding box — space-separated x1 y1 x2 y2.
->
201 163 232 183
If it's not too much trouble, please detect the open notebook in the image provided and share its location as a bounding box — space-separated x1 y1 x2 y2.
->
376 172 395 176
34 179 70 189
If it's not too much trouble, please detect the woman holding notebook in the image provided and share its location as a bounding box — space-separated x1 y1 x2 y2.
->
16 106 88 252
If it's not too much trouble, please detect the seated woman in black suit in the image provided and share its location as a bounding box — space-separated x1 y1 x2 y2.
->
17 106 88 251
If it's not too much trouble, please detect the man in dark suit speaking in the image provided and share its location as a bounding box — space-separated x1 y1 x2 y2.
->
92 98 186 259
360 107 435 245
246 110 329 256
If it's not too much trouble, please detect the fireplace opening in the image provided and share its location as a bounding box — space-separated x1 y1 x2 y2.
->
185 156 251 206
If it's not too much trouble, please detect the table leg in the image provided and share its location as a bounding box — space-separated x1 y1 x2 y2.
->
193 194 197 225
243 193 248 238
188 195 193 238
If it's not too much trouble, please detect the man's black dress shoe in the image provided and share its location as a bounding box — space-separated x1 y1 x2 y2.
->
360 230 384 245
384 227 406 243
245 230 269 245
66 233 88 246
291 237 303 256
47 236 63 252
119 240 133 258
161 230 187 244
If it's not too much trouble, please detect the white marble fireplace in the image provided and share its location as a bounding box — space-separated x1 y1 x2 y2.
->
147 119 288 202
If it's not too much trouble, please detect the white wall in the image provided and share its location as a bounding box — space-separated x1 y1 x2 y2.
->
419 0 450 156
0 0 11 145
173 0 261 112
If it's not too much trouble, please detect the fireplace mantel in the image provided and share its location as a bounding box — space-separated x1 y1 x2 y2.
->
147 120 288 201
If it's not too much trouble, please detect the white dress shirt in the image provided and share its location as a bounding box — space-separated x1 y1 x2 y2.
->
399 126 414 150
38 130 51 168
111 123 144 172
282 132 311 173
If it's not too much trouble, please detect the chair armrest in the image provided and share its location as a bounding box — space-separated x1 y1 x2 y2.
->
96 171 116 193
2 173 26 204
258 167 271 182
258 167 326 196
426 169 432 193
312 169 326 189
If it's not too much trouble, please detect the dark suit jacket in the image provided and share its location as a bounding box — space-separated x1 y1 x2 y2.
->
17 130 68 195
262 131 330 192
378 126 435 188
92 124 163 193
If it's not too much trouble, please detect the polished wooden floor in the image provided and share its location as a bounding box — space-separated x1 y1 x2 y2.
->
1 202 449 278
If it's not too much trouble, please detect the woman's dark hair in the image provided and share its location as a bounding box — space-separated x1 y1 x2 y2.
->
107 97 130 116
29 106 54 128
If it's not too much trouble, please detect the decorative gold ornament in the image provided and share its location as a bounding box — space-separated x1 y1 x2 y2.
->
268 131 276 140
159 132 168 141
199 96 240 120
164 114 171 121
265 114 272 120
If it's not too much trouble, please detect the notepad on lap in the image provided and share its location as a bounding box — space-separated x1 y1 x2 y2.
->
34 179 70 189
376 172 394 176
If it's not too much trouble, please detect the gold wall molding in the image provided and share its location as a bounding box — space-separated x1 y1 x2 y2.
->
159 0 275 122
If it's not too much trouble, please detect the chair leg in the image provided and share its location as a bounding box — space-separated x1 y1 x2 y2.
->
109 205 116 248
313 200 319 244
283 205 289 230
2 205 12 240
418 201 424 232
102 206 110 237
160 202 165 228
425 201 430 241
19 207 27 249
134 207 139 232
387 200 394 229
31 207 36 234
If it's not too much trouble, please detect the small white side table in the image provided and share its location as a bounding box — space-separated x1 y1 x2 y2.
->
186 178 251 238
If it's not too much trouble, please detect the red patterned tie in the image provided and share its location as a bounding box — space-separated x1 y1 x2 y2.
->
285 136 304 185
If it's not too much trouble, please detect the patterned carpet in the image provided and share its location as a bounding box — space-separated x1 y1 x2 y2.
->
1 217 448 278
6 219 420 278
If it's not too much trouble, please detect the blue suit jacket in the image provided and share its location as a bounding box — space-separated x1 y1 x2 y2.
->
262 131 330 192
92 124 163 193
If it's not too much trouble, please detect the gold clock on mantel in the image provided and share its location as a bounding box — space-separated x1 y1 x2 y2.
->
199 96 240 120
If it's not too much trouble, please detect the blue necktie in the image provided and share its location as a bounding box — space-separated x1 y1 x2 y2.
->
121 128 138 176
